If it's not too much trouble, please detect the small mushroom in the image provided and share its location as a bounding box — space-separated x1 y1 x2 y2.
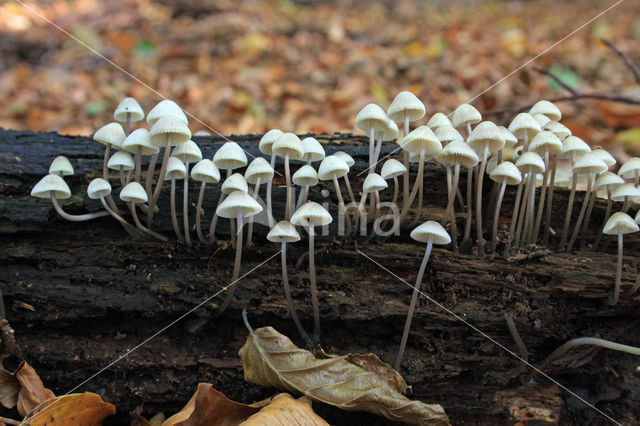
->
165 157 187 241
267 221 311 347
395 221 450 370
217 173 249 247
356 104 389 173
114 97 144 135
373 120 398 169
592 171 625 250
355 173 387 236
580 148 616 248
514 152 544 247
122 128 158 183
49 156 74 177
214 190 263 316
107 150 135 186
87 178 138 235
172 141 203 247
426 112 453 131
300 137 325 165
290 201 333 345
610 183 640 214
190 159 221 244
488 162 521 253
119 182 167 241
318 155 351 235
451 104 482 137
380 159 407 208
602 212 638 305
31 174 109 222
94 122 126 181
244 157 275 247
259 129 284 227
508 113 541 151
272 133 304 220
529 100 562 122
333 151 357 204
293 165 319 209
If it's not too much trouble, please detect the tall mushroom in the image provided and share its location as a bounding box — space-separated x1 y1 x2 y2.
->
172 141 203 247
451 104 481 137
272 133 304 221
373 120 399 169
259 129 284 227
488 162 522 253
356 104 389 173
267 221 311 347
190 159 220 244
395 221 450 370
164 157 187 241
592 172 625 250
244 157 274 247
426 112 452 131
610 183 640 214
107 151 135 186
333 151 357 204
114 97 144 136
355 173 387 236
214 191 263 316
508 113 541 152
290 201 333 345
513 152 544 247
93 122 126 212
300 137 325 165
218 173 249 247
317 155 350 236
31 174 109 222
122 128 158 183
602 212 638 305
580 148 616 248
380 159 407 208
293 165 319 209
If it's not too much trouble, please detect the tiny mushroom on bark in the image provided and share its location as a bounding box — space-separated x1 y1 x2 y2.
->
544 121 572 140
107 150 135 186
293 165 319 209
333 151 356 204
489 162 522 253
94 122 126 185
529 100 562 122
300 137 325 165
31 174 109 222
119 182 167 241
593 171 625 250
244 157 274 247
356 173 387 234
451 104 481 136
318 155 350 235
49 156 74 177
618 157 640 188
508 113 541 151
218 173 249 246
172 141 203 247
259 129 284 227
87 178 137 234
381 158 407 207
373 119 399 168
165 156 187 241
190 159 220 244
603 212 638 305
513 152 544 248
290 201 333 345
215 190 263 316
356 103 389 173
267 221 311 347
114 97 144 135
395 220 450 370
272 133 304 220
611 183 640 214
582 149 617 247
122 128 158 183
426 112 453 131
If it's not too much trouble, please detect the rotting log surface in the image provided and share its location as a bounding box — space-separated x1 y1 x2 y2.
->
0 129 639 425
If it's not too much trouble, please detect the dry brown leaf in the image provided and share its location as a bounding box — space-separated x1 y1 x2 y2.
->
0 367 20 409
239 325 450 426
22 392 115 426
15 362 55 417
240 394 328 426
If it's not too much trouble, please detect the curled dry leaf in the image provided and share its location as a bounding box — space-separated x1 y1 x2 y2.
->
22 392 116 426
239 326 450 426
240 393 328 426
14 361 55 417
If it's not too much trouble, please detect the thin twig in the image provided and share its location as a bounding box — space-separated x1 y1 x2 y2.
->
534 67 578 95
600 38 640 84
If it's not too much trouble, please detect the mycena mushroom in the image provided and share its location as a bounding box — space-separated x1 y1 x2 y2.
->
114 97 144 136
172 141 203 247
244 157 274 247
602 212 638 305
272 133 304 221
165 157 187 242
190 159 220 244
31 174 109 222
120 182 167 241
259 129 284 227
87 178 138 236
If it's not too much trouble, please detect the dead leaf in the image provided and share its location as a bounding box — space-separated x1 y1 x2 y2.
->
22 392 115 426
15 362 55 417
240 394 328 425
0 367 19 409
239 326 450 426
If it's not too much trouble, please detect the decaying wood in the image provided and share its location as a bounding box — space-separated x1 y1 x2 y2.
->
0 129 639 424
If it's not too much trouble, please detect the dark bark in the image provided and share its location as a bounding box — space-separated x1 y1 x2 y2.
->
0 129 639 425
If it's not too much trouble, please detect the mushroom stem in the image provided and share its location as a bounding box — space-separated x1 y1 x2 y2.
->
609 229 623 306
411 170 424 225
208 167 232 243
559 173 578 249
284 152 292 221
195 181 208 244
119 166 126 187
308 224 321 345
246 177 261 248
461 167 473 249
491 181 507 253
580 183 598 249
135 146 142 182
170 177 184 241
476 145 490 254
542 156 558 246
369 126 375 173
514 171 531 248
504 179 524 257
216 214 244 316
593 188 613 251
343 175 356 204
524 169 537 244
103 143 111 181
621 196 631 213
125 112 131 136
392 176 399 207
625 274 640 296
402 116 410 211
442 162 460 252
537 337 640 373
50 193 110 222
394 238 432 370
332 175 351 236
183 161 192 247
281 241 312 348
373 134 383 169
145 153 158 198
147 136 173 226
99 197 140 236
567 172 593 252
533 151 551 243
266 153 276 227
400 150 425 221
128 201 168 241
296 184 309 210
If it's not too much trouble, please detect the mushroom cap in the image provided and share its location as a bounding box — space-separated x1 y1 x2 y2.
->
399 126 442 155
267 221 301 243
380 159 407 179
221 173 248 194
333 151 355 167
213 142 248 170
150 116 191 147
387 91 426 123
435 140 479 168
499 126 519 148
467 121 505 154
379 120 399 142
618 157 640 179
122 128 159 155
292 165 319 187
216 190 262 218
114 97 144 122
516 151 545 175
451 104 481 128
635 210 640 225
590 148 616 168
362 173 388 193
529 100 562 122
191 159 220 183
258 129 284 155
572 152 607 175
603 211 639 235
301 137 325 162
31 174 71 199
356 103 389 133
559 136 591 159
120 182 148 203
290 201 333 227
528 131 563 156
172 140 202 163
272 132 304 160
594 171 624 191
87 178 112 200
107 151 135 171
533 114 551 128
544 121 572 140
490 161 522 185
427 112 453 130
94 122 126 148
508 113 542 139
165 156 187 180
49 155 74 176
553 167 573 188
611 183 640 202
146 99 188 126
434 125 464 146
244 157 274 184
318 155 349 180
410 220 451 245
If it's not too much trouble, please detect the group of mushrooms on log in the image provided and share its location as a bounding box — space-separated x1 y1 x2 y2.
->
0 128 639 424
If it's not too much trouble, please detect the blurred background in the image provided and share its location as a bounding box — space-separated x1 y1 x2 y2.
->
0 0 639 154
